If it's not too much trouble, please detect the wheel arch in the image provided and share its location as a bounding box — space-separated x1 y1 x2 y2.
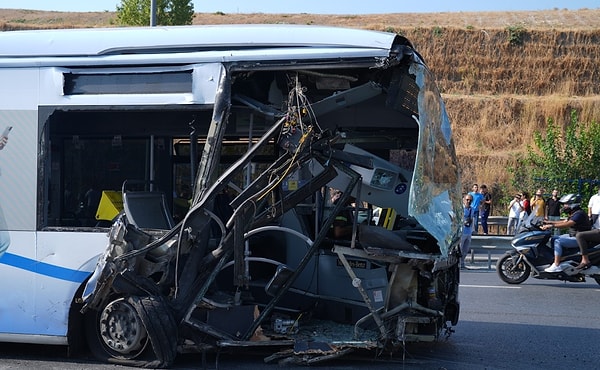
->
66 274 93 357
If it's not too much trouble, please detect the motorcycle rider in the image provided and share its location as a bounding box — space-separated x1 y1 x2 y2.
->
541 194 591 272
575 228 600 269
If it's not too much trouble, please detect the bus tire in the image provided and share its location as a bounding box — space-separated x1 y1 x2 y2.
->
130 295 178 367
84 295 177 368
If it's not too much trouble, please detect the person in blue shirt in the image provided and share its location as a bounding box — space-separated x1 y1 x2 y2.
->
468 184 484 234
460 194 474 269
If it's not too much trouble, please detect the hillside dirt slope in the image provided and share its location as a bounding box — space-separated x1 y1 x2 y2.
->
2 8 600 206
1 8 599 31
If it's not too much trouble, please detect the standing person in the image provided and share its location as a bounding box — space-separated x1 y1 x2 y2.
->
519 191 531 226
479 184 492 235
541 194 591 272
587 186 600 229
507 193 523 235
468 184 483 234
545 189 561 221
530 188 546 225
545 189 561 235
460 194 474 269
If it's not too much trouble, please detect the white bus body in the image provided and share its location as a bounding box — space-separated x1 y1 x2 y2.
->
0 24 462 366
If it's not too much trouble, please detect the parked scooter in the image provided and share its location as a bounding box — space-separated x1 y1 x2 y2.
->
496 212 600 285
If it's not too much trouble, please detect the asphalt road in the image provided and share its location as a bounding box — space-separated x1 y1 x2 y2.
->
1 263 599 370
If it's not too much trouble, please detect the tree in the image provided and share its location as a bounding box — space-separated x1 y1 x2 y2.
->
512 109 600 197
116 0 194 26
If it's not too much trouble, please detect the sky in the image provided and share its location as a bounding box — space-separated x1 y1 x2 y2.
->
0 0 598 14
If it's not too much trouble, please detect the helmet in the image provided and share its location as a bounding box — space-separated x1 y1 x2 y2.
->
559 193 581 212
559 193 581 205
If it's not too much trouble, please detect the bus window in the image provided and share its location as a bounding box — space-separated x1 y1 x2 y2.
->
42 108 214 229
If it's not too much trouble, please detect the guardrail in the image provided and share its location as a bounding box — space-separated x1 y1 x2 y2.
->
469 235 513 269
478 215 509 235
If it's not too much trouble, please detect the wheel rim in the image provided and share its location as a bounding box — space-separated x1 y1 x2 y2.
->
99 298 148 357
500 256 527 281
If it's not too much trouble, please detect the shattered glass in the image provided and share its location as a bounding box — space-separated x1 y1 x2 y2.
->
409 62 462 256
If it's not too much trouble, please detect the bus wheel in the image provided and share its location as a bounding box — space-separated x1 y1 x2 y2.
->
85 295 177 368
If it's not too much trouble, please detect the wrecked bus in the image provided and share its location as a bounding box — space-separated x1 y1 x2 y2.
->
0 24 462 366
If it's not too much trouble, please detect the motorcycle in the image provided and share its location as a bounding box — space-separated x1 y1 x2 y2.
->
496 216 600 285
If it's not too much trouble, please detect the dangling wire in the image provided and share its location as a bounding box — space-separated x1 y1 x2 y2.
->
257 74 320 201
278 74 320 152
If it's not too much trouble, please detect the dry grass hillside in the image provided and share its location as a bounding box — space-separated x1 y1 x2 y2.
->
2 7 600 211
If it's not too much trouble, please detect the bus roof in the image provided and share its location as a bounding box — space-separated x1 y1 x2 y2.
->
0 24 399 58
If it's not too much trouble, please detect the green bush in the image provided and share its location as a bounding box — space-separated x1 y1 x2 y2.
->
117 0 194 26
506 25 526 46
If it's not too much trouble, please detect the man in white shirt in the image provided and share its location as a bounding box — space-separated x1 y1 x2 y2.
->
588 186 600 229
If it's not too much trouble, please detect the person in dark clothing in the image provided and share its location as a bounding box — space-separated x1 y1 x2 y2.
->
545 189 561 220
575 228 600 269
545 189 562 235
541 194 591 272
479 184 492 235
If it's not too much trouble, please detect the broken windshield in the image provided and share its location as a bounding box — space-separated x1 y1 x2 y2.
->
409 62 462 256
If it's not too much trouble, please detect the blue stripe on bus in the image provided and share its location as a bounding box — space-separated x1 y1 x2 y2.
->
0 253 89 283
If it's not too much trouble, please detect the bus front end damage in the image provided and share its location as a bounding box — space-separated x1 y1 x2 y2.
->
80 33 462 367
